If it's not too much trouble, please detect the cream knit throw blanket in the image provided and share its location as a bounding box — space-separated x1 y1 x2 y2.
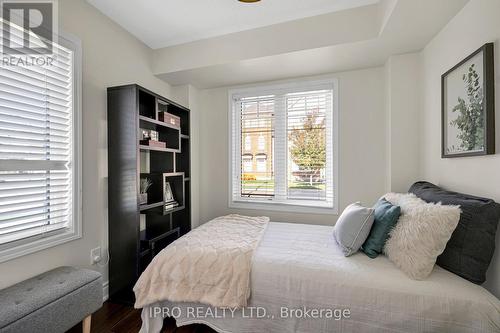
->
134 214 269 309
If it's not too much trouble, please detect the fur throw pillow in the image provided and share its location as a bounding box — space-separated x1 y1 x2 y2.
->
383 193 460 280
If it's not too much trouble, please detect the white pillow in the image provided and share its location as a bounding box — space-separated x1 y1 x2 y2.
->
383 193 460 280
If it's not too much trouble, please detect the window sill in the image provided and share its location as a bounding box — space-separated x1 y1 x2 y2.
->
229 199 338 215
0 227 82 263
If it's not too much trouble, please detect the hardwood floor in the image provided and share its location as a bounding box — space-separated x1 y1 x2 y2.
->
67 302 216 333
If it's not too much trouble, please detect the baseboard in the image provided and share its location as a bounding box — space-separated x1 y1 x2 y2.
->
102 280 109 302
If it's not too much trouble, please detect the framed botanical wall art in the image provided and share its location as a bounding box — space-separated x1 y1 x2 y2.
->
442 43 495 158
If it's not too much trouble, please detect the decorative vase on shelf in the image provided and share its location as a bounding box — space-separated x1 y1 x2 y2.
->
139 178 153 206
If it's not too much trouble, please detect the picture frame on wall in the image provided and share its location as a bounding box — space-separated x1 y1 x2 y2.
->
441 42 495 158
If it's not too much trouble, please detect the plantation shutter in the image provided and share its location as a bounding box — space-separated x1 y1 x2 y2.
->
0 20 75 245
232 95 275 200
231 81 335 209
285 90 334 204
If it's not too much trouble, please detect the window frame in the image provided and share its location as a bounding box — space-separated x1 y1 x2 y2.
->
0 31 82 263
228 79 339 215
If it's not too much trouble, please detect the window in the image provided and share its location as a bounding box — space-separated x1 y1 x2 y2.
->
256 154 267 172
244 135 251 151
230 80 338 213
257 135 265 151
242 154 253 172
0 27 82 262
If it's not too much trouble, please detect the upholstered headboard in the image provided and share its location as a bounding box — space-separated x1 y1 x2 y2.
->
409 181 500 286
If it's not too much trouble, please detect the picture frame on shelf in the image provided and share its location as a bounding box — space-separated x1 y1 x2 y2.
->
150 130 159 142
164 182 174 203
141 129 151 141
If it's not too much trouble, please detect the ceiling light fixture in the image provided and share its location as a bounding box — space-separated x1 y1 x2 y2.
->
238 0 261 3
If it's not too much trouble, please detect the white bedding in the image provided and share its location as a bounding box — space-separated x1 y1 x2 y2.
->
140 222 500 333
134 215 269 309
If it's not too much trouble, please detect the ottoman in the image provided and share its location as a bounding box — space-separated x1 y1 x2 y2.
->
0 266 103 333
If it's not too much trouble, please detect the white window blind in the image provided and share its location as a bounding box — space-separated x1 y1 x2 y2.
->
230 80 338 212
0 19 80 254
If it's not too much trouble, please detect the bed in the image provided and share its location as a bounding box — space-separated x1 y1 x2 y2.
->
139 222 500 333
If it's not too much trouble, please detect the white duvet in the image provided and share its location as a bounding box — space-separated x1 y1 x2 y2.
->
134 214 269 309
140 222 500 333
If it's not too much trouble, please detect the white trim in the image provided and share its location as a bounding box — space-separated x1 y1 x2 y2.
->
0 31 83 263
333 79 339 215
229 78 339 99
229 199 338 215
228 78 339 215
0 230 82 263
227 91 233 212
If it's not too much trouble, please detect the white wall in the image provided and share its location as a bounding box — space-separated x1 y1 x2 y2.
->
170 84 201 228
0 0 182 290
420 0 500 298
188 85 201 228
199 67 386 225
385 53 421 192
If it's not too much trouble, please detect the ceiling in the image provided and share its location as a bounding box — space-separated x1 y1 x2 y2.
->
87 0 380 49
87 0 469 88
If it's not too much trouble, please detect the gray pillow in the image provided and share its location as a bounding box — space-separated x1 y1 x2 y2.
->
333 203 375 256
409 181 500 284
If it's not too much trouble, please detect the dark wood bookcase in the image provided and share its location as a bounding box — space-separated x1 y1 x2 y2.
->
107 84 191 304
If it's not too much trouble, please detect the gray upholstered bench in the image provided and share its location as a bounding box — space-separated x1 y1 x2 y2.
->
0 266 103 333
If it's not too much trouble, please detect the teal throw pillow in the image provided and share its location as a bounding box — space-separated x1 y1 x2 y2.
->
362 198 401 258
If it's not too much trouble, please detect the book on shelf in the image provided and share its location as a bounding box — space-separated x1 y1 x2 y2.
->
164 201 179 211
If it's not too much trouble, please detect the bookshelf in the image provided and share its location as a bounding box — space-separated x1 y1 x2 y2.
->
107 84 191 304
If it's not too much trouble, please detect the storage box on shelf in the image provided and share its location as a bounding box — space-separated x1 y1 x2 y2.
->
140 139 166 148
158 111 181 129
107 84 191 304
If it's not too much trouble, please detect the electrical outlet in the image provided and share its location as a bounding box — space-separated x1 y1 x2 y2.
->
90 247 102 265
